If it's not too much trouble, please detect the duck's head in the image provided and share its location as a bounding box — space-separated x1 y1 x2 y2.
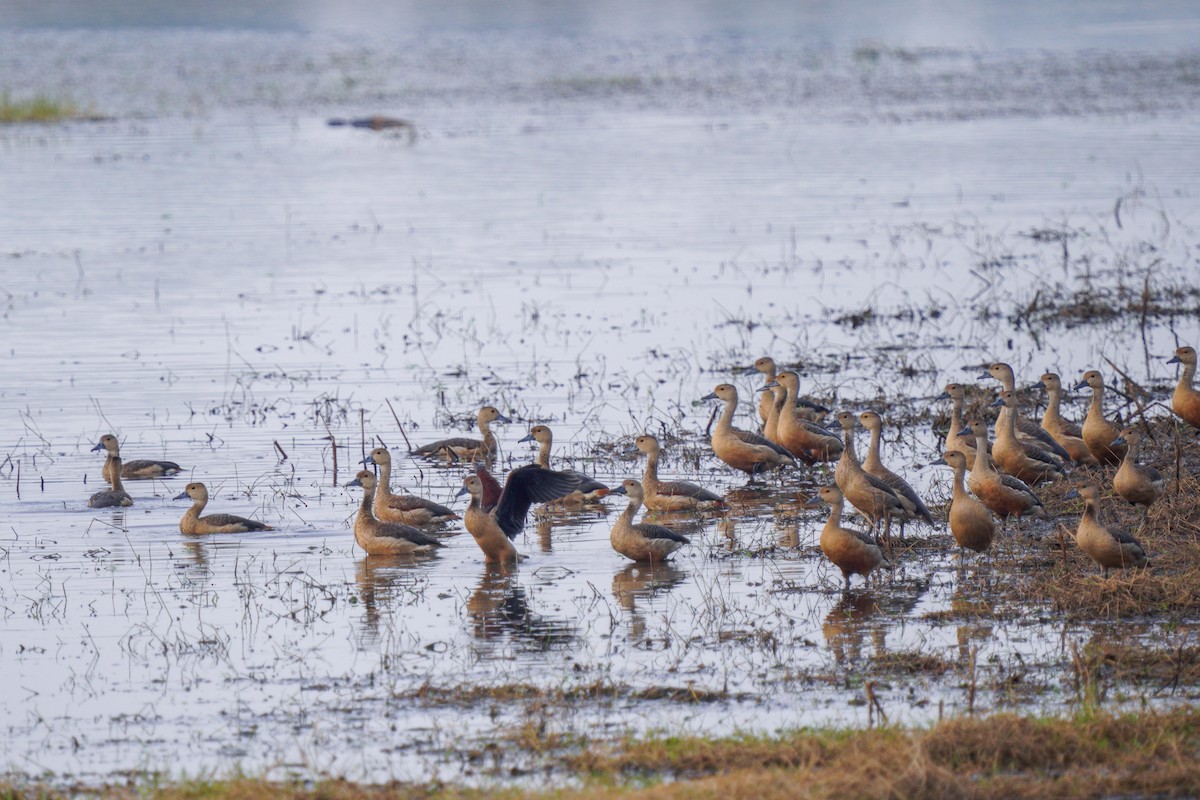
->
362 446 390 467
1168 346 1197 367
1073 370 1104 392
92 433 119 455
701 384 738 403
478 406 512 426
346 469 376 491
173 482 208 503
519 425 553 446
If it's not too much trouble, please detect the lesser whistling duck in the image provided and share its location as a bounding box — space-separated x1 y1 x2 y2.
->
174 482 273 534
608 479 691 562
1031 373 1099 467
345 470 444 556
701 384 797 477
937 383 985 463
630 434 724 512
411 406 511 461
981 362 1071 461
989 391 1067 484
858 411 933 533
456 465 580 563
1065 485 1150 575
1111 428 1164 511
833 411 907 545
931 450 994 556
92 434 181 481
771 371 843 464
762 383 785 443
361 446 459 525
959 419 1046 524
1073 371 1127 466
88 454 133 508
518 425 610 504
812 486 889 590
748 356 828 425
1167 346 1200 427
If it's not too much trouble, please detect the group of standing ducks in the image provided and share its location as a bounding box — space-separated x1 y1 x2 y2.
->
81 345 1200 588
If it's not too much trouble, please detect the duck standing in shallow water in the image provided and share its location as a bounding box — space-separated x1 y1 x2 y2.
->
859 410 933 537
93 433 181 481
931 451 994 558
518 425 610 505
457 465 580 564
360 446 458 525
701 384 796 478
833 411 906 546
608 479 691 562
771 371 843 464
989 391 1067 484
629 434 724 512
959 419 1047 527
748 356 828 426
411 406 511 461
1167 346 1200 428
981 362 1071 462
812 486 889 590
938 383 987 464
1065 485 1150 576
89 454 133 508
174 483 273 534
346 471 444 556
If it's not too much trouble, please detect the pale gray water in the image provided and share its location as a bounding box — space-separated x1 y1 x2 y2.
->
1 8 1199 786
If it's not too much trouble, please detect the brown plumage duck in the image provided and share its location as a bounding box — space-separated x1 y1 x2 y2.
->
1073 371 1127 466
361 446 459 525
931 450 994 556
748 357 828 425
981 362 1071 462
89 454 133 508
608 479 691 562
1111 428 1164 510
772 371 843 464
411 406 511 461
959 419 1046 524
989 391 1066 484
812 486 889 590
630 434 724 512
1167 346 1200 427
92 434 181 481
1065 485 1150 575
833 411 907 545
701 384 797 477
346 471 444 555
1031 373 1099 467
457 465 580 563
174 482 273 534
859 411 933 533
937 383 986 463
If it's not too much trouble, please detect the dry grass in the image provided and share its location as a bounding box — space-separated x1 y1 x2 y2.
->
0 92 84 123
10 708 1199 800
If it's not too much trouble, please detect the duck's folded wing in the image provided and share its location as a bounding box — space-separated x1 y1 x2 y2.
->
412 436 482 455
1017 418 1071 461
201 513 270 530
388 494 458 518
637 523 691 544
377 522 444 547
495 466 581 539
733 429 797 459
658 480 723 502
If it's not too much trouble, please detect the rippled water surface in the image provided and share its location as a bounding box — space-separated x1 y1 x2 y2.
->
2 9 1200 785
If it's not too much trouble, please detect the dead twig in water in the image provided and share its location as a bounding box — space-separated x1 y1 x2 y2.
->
273 440 288 461
385 398 414 452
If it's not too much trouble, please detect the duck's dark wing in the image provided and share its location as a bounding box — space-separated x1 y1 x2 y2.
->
565 470 609 496
799 420 841 440
376 522 444 547
122 459 182 475
998 474 1041 505
200 513 270 531
634 522 691 544
733 429 798 459
476 464 503 513
798 397 831 414
1017 418 1072 461
412 436 482 456
495 465 581 539
657 480 723 503
387 494 458 519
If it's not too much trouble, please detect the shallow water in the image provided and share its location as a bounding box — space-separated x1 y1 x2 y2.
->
2 16 1200 786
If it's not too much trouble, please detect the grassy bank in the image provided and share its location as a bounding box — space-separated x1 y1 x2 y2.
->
6 707 1200 799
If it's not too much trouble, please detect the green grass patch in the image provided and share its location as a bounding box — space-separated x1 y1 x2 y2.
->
0 91 84 123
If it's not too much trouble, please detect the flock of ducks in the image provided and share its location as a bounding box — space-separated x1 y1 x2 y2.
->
80 345 1200 590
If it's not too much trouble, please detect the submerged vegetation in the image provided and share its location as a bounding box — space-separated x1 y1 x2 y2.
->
0 91 87 123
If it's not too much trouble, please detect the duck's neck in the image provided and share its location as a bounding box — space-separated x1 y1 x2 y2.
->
715 397 736 433
825 498 844 528
951 462 968 500
536 439 551 468
360 488 378 521
765 389 783 433
999 401 1018 440
1089 385 1105 415
778 380 798 426
972 428 993 474
375 459 394 501
948 396 964 436
1083 497 1099 525
621 496 641 524
1123 436 1140 464
109 458 126 493
864 425 884 472
1179 361 1197 391
1044 386 1064 426
840 426 860 467
642 448 660 487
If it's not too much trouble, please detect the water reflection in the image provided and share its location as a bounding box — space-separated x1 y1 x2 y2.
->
822 592 886 668
354 554 427 642
466 564 576 651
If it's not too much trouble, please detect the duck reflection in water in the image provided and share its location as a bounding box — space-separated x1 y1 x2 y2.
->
822 592 886 668
355 554 427 642
466 563 576 651
612 562 686 640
